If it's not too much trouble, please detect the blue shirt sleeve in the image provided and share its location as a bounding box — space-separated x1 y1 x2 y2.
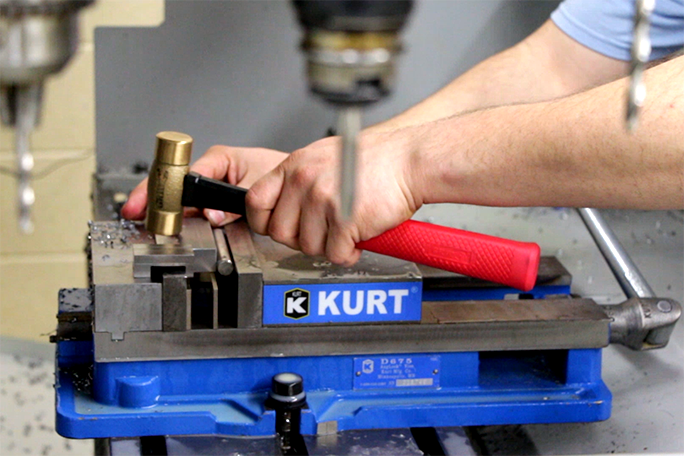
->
551 0 684 61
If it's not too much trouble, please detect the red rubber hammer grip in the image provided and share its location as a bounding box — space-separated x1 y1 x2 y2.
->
356 220 541 291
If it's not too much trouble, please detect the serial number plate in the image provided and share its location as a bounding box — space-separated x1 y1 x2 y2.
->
353 355 441 390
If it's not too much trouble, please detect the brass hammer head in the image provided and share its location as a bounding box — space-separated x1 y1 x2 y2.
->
145 131 193 236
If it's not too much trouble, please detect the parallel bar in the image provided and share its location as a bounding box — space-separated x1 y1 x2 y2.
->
223 221 263 328
213 228 234 275
93 298 610 362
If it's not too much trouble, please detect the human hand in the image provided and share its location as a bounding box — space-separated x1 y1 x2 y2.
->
246 131 423 266
121 145 288 226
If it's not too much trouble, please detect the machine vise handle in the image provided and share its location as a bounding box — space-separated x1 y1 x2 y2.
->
357 220 540 291
182 173 541 291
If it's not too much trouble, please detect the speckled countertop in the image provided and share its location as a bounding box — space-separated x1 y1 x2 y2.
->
0 338 92 456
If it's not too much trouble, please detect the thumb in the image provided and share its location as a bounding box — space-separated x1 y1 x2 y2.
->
245 165 286 235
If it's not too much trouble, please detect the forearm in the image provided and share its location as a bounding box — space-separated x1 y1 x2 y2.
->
368 21 628 134
409 55 684 209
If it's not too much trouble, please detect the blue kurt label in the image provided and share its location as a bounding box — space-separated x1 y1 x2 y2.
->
262 281 422 325
353 355 441 389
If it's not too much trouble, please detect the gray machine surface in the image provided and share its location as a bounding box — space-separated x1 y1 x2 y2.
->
94 0 559 172
414 205 684 455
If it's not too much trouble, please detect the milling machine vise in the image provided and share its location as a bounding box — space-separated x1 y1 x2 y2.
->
53 216 681 444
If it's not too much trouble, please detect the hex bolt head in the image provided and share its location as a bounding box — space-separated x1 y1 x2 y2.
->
271 372 304 400
657 300 673 313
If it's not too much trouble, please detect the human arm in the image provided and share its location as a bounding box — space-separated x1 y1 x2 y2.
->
247 55 684 265
366 20 629 133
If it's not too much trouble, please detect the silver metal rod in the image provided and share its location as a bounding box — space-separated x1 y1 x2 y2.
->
213 228 234 276
626 0 654 131
577 208 655 299
337 106 362 220
14 85 42 234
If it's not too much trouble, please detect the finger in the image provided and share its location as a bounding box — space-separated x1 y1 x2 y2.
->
183 207 201 218
235 150 286 188
298 192 330 257
190 146 232 180
267 182 303 250
325 221 362 267
121 177 149 220
246 165 286 235
203 209 242 227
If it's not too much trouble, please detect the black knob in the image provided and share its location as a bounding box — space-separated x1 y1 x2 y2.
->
271 372 304 399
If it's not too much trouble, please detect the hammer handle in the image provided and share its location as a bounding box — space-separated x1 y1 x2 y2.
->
182 172 247 216
357 220 540 291
183 174 540 291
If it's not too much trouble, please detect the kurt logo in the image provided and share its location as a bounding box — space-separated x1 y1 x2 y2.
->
284 288 309 319
263 282 421 325
318 289 410 315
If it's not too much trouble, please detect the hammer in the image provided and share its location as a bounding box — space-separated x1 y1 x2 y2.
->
145 131 541 291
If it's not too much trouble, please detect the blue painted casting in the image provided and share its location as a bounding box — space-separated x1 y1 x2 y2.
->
55 280 610 438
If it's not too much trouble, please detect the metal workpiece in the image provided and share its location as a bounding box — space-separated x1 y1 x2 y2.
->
578 208 655 299
93 298 610 362
145 131 193 236
626 0 654 131
133 218 218 279
93 283 162 341
222 221 263 328
89 220 148 285
90 217 216 282
213 228 234 275
604 297 682 350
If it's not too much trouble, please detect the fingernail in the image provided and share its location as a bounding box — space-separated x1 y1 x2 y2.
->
207 210 226 226
223 214 242 225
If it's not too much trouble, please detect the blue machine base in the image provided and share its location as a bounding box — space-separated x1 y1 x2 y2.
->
56 342 611 439
56 282 612 438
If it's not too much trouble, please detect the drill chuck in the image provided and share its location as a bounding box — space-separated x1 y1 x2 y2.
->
145 131 193 236
293 0 413 105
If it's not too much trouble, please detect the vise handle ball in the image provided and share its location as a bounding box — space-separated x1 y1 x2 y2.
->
145 132 541 291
